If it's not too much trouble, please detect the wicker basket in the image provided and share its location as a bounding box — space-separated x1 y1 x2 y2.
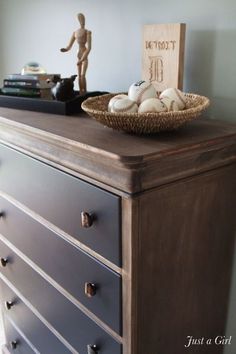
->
81 93 210 134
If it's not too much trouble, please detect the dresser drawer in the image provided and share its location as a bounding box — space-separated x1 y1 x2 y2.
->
0 196 121 334
0 144 121 265
3 317 36 354
1 281 73 354
0 241 122 354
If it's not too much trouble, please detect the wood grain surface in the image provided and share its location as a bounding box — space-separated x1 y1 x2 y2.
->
136 164 236 354
142 23 186 91
0 108 236 193
0 107 235 354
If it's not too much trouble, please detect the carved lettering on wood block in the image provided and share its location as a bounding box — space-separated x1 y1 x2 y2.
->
142 23 186 92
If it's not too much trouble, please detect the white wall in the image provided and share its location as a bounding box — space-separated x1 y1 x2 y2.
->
0 0 235 352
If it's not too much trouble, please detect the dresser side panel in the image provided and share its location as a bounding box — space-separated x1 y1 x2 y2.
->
136 164 236 354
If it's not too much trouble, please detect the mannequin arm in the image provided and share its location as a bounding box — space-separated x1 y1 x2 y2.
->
60 33 75 52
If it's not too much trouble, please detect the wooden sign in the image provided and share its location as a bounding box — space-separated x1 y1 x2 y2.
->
142 23 186 92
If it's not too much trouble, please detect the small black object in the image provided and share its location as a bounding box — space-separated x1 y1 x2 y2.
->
87 344 98 354
51 75 77 101
85 282 97 297
5 300 14 310
81 211 94 228
0 257 8 267
10 340 18 349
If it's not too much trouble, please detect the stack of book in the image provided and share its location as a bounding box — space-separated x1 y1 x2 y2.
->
1 73 60 100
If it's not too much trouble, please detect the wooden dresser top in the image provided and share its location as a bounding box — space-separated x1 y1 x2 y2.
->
0 107 236 194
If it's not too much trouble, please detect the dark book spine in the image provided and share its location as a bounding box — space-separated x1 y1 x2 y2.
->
4 80 40 88
6 74 39 81
1 87 41 97
6 74 61 81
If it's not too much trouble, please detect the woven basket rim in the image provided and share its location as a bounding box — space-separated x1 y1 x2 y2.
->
82 92 210 117
81 92 210 134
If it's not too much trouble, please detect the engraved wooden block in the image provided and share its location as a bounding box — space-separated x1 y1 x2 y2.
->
142 23 186 92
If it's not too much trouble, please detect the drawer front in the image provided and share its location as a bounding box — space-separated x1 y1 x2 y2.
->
3 317 36 354
1 281 73 354
0 241 122 354
0 196 121 334
0 144 121 266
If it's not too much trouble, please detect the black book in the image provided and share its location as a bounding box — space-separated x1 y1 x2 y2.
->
1 87 41 98
6 73 60 81
4 79 41 89
5 73 60 89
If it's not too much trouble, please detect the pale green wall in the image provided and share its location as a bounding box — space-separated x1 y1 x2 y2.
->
0 0 236 122
0 0 235 352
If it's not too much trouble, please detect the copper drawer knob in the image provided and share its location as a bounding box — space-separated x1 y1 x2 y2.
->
87 344 98 354
5 301 14 310
10 340 18 349
0 257 8 267
81 212 94 228
85 282 97 298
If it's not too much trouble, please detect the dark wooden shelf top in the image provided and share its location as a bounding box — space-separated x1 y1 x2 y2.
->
0 107 236 193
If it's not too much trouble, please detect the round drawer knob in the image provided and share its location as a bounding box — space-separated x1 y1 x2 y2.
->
85 282 97 298
0 257 8 267
5 300 14 310
81 212 94 228
0 211 5 218
10 340 18 349
87 344 98 354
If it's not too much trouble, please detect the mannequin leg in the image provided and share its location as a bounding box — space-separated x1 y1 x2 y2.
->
80 75 87 94
79 60 88 94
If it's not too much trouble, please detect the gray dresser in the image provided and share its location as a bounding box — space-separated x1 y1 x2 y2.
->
0 107 236 354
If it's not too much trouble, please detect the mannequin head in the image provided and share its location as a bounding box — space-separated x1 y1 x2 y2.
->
77 13 85 28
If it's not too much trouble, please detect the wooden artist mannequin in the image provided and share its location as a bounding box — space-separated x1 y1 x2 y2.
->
60 13 91 94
